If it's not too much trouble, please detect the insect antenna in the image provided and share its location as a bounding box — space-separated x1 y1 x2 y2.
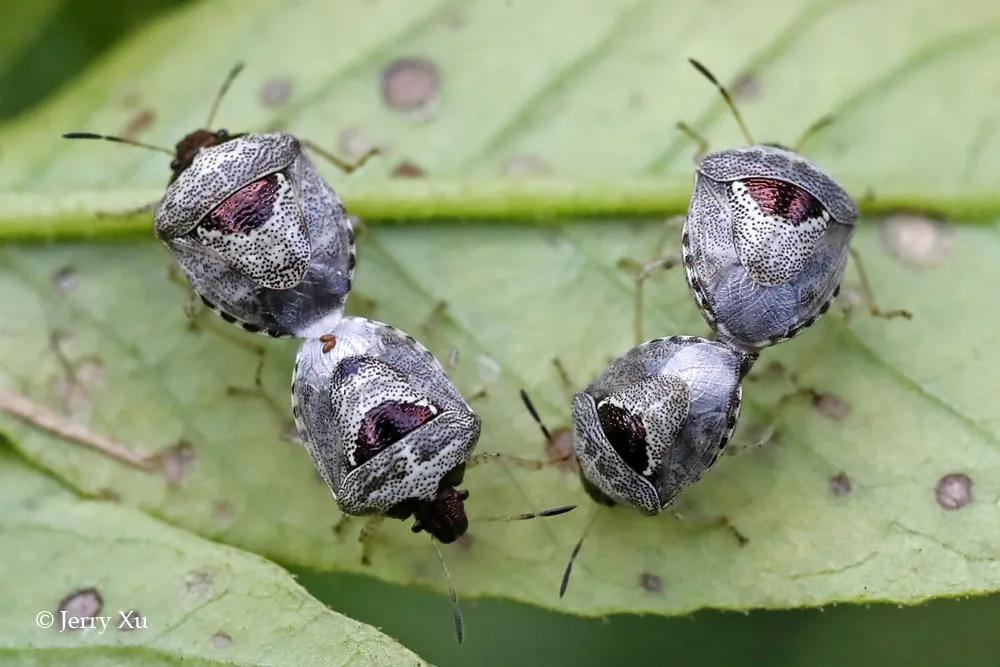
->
675 121 710 160
559 510 602 598
61 132 174 156
472 504 576 522
519 389 552 442
793 114 834 153
205 62 246 129
431 539 465 645
687 58 755 146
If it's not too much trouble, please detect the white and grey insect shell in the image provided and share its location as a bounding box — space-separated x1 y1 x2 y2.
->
154 133 356 338
683 145 857 350
291 317 481 516
572 336 743 514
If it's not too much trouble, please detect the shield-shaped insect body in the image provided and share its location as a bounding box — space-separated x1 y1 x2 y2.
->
154 133 355 338
573 336 748 513
291 317 481 543
683 146 857 350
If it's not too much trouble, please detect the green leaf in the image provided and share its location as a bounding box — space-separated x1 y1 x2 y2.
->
0 446 426 665
1 0 998 621
2 221 999 617
0 0 184 121
2 0 1000 223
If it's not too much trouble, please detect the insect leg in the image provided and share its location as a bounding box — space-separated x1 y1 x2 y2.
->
671 507 748 546
845 247 913 320
359 515 385 566
300 139 380 174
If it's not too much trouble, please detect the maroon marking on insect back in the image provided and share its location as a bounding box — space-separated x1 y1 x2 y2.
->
205 174 280 234
741 177 824 224
597 402 650 476
354 401 437 467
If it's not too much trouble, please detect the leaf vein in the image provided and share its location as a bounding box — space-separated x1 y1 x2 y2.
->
461 0 657 169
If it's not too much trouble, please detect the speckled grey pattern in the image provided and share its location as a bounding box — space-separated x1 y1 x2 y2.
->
728 180 830 285
684 145 856 350
154 133 355 337
291 317 481 516
698 146 857 224
191 172 310 289
155 134 300 236
573 336 743 514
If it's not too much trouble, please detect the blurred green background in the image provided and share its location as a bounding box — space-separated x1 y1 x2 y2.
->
300 569 1000 666
4 2 998 665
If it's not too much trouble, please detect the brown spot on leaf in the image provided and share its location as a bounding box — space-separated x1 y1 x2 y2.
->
162 441 195 487
731 72 763 101
121 108 155 140
392 161 426 178
57 588 102 630
503 154 550 177
212 632 232 649
381 57 440 110
813 392 851 421
184 570 214 598
639 572 662 593
52 266 78 294
881 215 951 268
259 77 293 107
830 472 852 497
936 473 973 510
212 500 236 522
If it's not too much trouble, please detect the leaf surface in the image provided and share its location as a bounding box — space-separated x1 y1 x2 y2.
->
0 0 998 618
0 447 425 665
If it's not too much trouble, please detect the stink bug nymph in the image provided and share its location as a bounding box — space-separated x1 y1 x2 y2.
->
154 131 356 338
676 59 907 351
292 317 575 644
292 317 482 541
677 59 857 350
572 336 749 514
63 64 377 338
523 336 752 597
